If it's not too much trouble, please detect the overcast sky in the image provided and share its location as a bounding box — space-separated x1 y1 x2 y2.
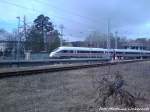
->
0 0 150 41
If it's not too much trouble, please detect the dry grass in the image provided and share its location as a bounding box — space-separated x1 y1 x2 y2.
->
0 61 150 112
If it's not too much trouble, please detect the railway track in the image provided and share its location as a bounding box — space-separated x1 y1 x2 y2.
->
0 59 149 79
0 58 110 68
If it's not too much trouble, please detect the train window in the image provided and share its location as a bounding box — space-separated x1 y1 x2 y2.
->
91 51 97 53
125 52 140 54
77 51 90 53
125 52 130 54
134 52 140 54
79 51 85 53
60 50 74 53
92 51 98 53
77 51 81 53
85 51 90 53
91 51 96 53
60 50 68 53
70 50 74 53
52 48 59 52
116 52 123 54
99 51 104 53
91 51 103 53
77 50 104 53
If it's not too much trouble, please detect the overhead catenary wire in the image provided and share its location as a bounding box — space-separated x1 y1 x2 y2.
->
35 0 101 23
0 0 106 40
1 0 149 37
0 0 101 30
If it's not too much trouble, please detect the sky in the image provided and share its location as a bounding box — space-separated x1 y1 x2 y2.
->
0 0 150 41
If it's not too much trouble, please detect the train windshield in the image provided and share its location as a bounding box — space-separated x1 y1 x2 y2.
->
52 48 59 52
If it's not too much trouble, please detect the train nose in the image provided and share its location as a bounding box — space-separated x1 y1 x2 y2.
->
49 52 55 57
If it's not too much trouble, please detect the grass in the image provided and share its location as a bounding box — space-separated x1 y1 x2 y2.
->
0 61 150 112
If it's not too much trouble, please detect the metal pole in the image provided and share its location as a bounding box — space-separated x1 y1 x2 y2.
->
23 16 27 41
16 16 20 60
12 31 16 59
107 19 111 56
115 31 118 49
23 15 27 55
44 30 47 51
60 24 64 47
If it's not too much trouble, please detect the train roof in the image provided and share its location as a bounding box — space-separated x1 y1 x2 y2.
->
114 49 150 53
58 46 106 51
56 46 150 53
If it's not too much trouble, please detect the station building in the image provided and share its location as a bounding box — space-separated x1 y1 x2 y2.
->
123 42 146 50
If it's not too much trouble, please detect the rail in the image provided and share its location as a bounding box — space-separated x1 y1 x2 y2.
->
0 59 149 79
0 58 110 68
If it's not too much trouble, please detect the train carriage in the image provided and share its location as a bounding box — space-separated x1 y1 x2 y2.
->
49 46 150 59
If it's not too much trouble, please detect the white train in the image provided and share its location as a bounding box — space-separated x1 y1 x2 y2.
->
49 46 150 59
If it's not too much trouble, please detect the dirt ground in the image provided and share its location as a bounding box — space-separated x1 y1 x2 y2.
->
0 61 150 112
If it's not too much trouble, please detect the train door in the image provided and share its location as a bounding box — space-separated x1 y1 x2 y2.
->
74 50 78 58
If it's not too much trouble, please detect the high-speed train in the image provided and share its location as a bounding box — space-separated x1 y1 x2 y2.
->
49 46 150 59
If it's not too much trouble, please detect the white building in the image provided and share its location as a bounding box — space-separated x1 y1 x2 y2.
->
0 42 6 52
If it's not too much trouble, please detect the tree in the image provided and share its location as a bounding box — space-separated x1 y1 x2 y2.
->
85 32 107 48
34 14 54 51
0 29 8 40
47 30 60 52
25 14 60 52
34 14 54 33
25 26 44 52
85 31 129 49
